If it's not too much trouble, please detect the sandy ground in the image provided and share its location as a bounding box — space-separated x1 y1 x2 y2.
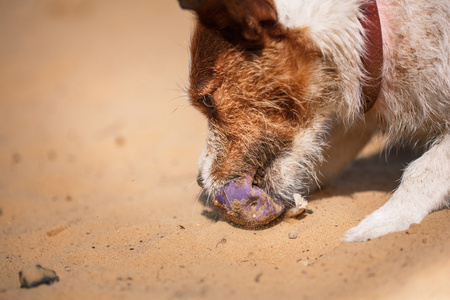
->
1 1 449 299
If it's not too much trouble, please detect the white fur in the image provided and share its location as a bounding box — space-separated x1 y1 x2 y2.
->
377 0 450 142
268 115 329 201
197 123 226 200
345 134 450 241
275 0 365 119
274 0 450 241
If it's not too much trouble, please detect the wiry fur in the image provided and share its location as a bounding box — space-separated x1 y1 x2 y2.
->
181 0 450 242
275 0 366 119
376 0 450 143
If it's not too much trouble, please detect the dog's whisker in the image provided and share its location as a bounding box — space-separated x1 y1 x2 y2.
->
191 187 205 218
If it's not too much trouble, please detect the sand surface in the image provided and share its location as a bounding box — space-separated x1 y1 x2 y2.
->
1 1 449 299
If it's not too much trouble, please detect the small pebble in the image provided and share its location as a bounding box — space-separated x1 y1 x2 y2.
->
19 265 59 288
288 231 298 239
286 194 308 218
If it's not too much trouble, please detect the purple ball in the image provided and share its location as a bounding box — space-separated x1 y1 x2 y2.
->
214 172 285 227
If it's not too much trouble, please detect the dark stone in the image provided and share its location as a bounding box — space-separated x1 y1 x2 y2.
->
19 265 59 288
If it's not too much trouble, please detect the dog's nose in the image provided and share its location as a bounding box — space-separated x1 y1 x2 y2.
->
196 173 204 188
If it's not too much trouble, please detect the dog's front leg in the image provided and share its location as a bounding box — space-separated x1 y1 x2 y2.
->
344 134 450 242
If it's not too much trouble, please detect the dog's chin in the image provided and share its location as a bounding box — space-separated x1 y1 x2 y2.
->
263 159 318 206
260 123 331 203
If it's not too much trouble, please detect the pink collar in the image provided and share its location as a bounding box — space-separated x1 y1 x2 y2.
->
360 0 383 113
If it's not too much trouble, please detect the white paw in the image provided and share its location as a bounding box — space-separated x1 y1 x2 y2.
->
344 214 408 242
345 134 450 242
343 206 421 242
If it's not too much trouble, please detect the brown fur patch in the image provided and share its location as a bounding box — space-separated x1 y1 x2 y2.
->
189 22 330 183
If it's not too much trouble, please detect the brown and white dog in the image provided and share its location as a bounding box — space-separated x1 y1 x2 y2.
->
178 0 450 241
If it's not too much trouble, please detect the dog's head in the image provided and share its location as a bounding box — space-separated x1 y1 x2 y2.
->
180 0 345 225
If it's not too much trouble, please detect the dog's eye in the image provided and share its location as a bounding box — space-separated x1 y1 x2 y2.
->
198 94 215 111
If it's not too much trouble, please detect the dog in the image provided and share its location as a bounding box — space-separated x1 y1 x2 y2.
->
178 0 450 241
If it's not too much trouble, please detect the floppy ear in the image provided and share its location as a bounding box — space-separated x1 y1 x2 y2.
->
178 0 278 47
178 0 205 9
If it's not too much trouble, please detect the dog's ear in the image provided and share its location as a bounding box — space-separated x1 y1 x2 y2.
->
178 0 278 47
178 0 205 9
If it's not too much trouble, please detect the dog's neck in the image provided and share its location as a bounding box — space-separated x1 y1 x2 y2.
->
360 0 383 113
275 0 384 117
